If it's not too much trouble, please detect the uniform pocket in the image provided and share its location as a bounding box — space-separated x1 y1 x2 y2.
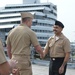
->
49 42 55 47
18 61 31 70
56 44 63 49
12 56 31 70
49 39 55 48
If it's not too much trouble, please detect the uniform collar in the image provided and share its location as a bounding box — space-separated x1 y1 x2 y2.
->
51 33 64 40
20 23 28 27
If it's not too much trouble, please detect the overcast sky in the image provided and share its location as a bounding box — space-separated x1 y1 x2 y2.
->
0 0 75 42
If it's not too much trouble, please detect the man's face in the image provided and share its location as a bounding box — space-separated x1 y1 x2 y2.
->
53 25 63 35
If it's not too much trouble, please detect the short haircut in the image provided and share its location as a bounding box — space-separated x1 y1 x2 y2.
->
22 17 31 22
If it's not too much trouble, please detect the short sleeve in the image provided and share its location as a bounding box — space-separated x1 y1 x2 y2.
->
44 38 50 50
0 39 7 64
30 31 39 46
63 38 71 52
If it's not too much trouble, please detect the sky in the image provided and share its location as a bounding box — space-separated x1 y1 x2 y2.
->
0 0 75 42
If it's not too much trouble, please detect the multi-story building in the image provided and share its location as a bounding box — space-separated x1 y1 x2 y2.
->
70 42 75 62
0 0 57 57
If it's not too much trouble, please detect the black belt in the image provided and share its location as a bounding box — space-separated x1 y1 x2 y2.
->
50 57 64 61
